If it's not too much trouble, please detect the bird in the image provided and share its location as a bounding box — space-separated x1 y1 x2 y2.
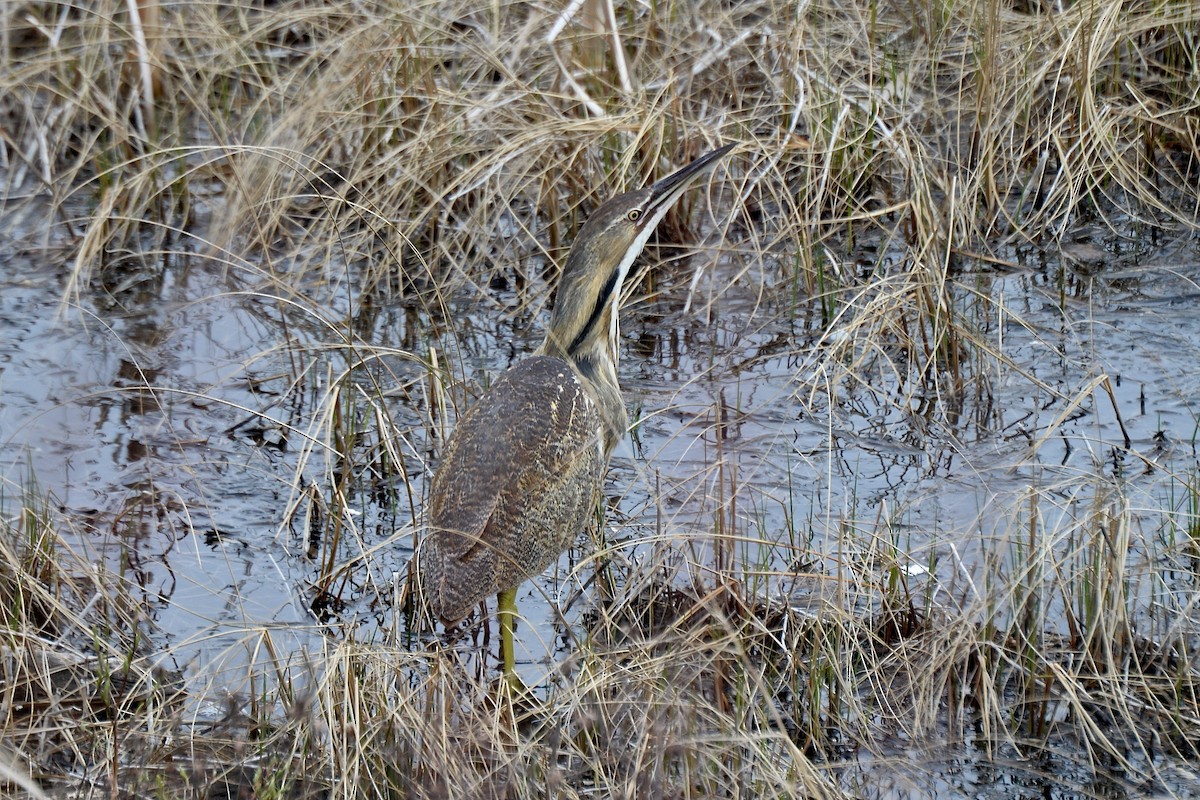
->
420 143 734 688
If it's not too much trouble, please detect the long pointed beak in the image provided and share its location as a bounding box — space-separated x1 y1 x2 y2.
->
644 143 736 217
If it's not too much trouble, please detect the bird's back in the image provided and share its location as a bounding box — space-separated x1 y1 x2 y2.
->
422 356 607 624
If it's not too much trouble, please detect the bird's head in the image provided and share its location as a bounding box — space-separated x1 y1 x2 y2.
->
542 143 734 375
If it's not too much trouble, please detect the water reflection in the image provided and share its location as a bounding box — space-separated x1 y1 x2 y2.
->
4 216 1200 794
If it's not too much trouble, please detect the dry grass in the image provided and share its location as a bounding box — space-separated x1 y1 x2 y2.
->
3 0 1200 797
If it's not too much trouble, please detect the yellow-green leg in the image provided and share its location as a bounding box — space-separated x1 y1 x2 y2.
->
497 587 521 692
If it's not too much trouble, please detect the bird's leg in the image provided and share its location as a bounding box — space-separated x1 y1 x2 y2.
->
591 501 613 602
497 587 520 691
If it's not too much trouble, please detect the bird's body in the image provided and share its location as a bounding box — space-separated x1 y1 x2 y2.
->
423 355 609 623
419 144 734 683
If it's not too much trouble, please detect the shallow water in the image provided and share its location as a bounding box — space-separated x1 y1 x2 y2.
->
2 196 1199 793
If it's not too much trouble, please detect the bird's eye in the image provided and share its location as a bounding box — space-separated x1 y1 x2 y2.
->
626 208 642 222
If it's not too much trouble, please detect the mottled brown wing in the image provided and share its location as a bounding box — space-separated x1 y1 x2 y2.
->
422 356 606 623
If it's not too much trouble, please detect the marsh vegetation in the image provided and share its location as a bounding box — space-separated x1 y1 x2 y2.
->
2 0 1199 797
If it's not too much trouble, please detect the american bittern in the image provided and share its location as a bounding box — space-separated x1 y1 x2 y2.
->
421 144 734 686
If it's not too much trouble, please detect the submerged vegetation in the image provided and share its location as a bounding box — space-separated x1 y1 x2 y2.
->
2 0 1199 797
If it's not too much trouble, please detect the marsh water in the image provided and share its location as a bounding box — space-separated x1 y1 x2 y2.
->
3 192 1200 797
